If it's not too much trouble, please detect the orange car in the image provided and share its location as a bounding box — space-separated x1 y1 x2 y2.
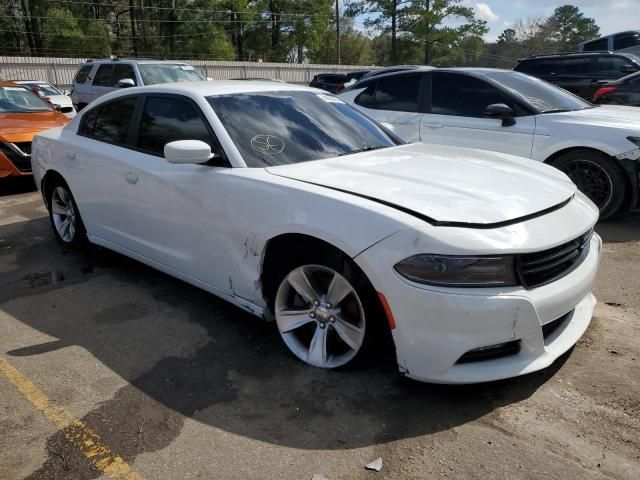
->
0 81 68 178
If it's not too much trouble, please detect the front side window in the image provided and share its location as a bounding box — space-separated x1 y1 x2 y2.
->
137 97 214 156
138 64 204 85
80 98 137 144
75 64 93 83
431 73 510 117
208 90 396 167
113 64 137 85
596 56 635 75
93 64 115 87
0 86 52 113
481 71 592 113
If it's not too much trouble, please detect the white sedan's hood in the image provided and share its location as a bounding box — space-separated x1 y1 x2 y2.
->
267 143 576 226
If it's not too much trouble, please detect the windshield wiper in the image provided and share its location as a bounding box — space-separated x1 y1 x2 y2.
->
338 146 385 156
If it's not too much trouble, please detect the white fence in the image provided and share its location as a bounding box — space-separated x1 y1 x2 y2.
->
0 56 370 89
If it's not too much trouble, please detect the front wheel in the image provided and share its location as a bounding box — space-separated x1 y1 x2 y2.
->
48 180 87 248
274 263 368 369
552 150 628 220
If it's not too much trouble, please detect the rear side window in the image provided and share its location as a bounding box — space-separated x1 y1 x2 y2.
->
596 56 634 75
431 73 510 118
355 74 421 112
74 64 93 83
614 33 640 50
583 38 608 51
375 74 420 112
93 64 115 86
137 97 214 156
80 97 137 144
561 57 590 75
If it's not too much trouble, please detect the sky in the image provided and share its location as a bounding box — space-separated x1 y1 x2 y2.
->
352 0 640 43
461 0 640 42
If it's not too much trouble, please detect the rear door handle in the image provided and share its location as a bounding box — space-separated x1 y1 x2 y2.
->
423 122 444 129
66 151 76 160
125 171 138 184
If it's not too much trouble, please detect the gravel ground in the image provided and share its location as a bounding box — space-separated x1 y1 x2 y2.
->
1 178 639 480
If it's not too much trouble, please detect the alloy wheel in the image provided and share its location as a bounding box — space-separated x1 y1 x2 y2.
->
275 264 366 369
51 186 76 243
561 159 614 211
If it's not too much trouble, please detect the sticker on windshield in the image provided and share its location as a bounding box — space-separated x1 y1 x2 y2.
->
251 135 285 154
4 87 25 91
317 93 344 104
179 65 195 71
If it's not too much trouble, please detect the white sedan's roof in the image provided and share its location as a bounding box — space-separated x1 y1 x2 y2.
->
122 80 316 97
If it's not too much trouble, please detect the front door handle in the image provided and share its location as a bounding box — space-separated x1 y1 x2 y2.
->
66 151 76 160
423 122 444 129
125 171 138 184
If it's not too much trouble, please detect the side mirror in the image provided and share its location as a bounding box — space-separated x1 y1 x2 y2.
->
484 103 516 127
164 140 214 164
621 65 636 74
207 77 214 81
117 78 135 88
52 104 63 111
380 121 395 131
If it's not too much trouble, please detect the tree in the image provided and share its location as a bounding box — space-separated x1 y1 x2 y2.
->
545 5 599 52
405 0 488 65
346 1 412 64
497 28 516 45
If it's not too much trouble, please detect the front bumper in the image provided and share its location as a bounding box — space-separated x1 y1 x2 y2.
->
355 224 601 384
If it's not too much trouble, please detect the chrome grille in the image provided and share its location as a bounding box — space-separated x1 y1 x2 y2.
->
517 230 593 289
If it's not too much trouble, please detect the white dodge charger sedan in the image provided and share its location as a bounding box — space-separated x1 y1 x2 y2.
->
31 81 601 384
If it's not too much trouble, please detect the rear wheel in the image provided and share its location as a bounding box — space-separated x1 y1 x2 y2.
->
47 179 87 248
552 150 628 220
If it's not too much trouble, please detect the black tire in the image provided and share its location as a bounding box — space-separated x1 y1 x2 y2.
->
47 177 88 249
552 149 628 220
269 246 392 370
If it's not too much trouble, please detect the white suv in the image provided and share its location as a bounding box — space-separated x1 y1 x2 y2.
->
339 68 640 219
70 59 205 111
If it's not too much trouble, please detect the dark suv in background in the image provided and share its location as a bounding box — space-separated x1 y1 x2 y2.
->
514 51 640 100
309 73 348 93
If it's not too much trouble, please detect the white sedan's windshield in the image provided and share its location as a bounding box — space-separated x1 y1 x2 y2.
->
208 91 397 167
138 64 204 85
0 86 52 113
484 71 593 113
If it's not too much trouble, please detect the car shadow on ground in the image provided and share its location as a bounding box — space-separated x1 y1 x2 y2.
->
595 212 640 243
1 215 569 478
0 177 37 197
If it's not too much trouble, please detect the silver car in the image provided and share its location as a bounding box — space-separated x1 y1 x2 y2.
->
70 59 206 111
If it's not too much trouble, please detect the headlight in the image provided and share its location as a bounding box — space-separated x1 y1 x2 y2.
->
628 136 640 148
394 255 518 287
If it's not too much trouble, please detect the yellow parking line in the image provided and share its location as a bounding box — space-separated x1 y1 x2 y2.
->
0 355 144 480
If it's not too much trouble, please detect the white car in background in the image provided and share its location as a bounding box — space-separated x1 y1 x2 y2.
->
14 80 76 118
32 81 600 384
339 68 640 219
